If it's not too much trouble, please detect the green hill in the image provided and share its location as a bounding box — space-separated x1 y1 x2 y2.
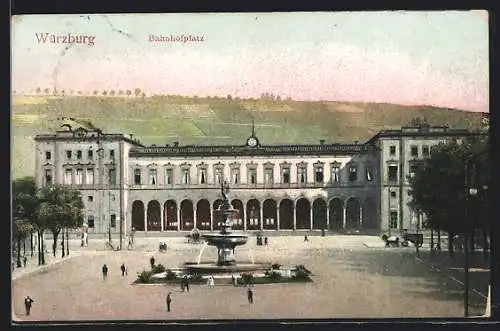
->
11 95 484 179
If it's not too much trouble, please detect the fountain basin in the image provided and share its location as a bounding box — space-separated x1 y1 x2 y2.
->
184 261 271 274
201 234 248 248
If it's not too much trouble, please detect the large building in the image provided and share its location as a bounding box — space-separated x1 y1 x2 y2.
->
33 123 475 237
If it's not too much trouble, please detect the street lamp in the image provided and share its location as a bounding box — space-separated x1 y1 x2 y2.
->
463 156 476 317
108 192 115 243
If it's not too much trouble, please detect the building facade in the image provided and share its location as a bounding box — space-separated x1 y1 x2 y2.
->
33 125 475 237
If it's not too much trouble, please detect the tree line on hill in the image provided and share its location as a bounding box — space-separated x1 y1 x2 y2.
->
12 178 85 268
408 117 490 256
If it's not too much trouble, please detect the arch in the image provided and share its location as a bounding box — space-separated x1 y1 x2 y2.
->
279 199 294 230
362 198 378 230
296 198 311 229
180 200 194 231
263 199 277 230
328 198 344 231
196 199 210 230
231 199 244 230
213 199 224 230
346 197 361 230
131 200 145 231
312 198 327 229
147 200 161 231
164 200 177 231
246 199 261 230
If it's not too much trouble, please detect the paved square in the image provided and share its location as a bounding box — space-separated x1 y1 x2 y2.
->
12 236 488 321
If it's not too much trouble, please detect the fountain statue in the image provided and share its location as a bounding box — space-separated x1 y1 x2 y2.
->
201 180 248 266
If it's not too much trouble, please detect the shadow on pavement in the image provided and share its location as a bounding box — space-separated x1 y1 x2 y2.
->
334 249 488 317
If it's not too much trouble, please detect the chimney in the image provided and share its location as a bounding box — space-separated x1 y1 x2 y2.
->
174 141 179 147
319 139 325 145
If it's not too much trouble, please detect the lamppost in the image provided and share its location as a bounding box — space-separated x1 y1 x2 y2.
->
108 192 115 243
464 156 477 317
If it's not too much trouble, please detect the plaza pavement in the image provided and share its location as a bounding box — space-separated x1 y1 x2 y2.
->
12 235 489 322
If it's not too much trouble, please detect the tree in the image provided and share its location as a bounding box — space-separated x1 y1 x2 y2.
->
126 90 132 97
109 90 116 96
409 133 489 256
43 88 50 95
13 177 40 265
408 117 431 127
36 185 85 259
93 90 99 95
134 88 142 97
36 87 41 94
227 94 232 100
102 91 108 96
118 90 124 96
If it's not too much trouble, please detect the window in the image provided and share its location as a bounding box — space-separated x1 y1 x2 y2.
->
45 151 51 160
248 169 257 184
422 145 430 157
87 150 93 159
389 146 396 156
110 214 116 228
365 166 373 182
85 168 94 185
76 168 83 185
109 168 117 185
390 211 398 229
88 196 93 202
215 168 223 184
315 167 324 183
109 149 115 159
264 167 274 184
148 168 157 185
348 165 357 182
388 165 398 182
181 168 189 184
77 150 82 160
66 150 72 160
165 168 173 185
282 167 290 184
298 167 307 184
411 146 418 157
87 215 95 228
44 169 53 185
198 168 207 184
390 191 396 198
409 164 417 178
331 164 340 183
231 168 240 184
134 168 141 185
64 169 73 185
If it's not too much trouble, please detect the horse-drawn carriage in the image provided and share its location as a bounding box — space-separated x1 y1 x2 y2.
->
382 230 423 248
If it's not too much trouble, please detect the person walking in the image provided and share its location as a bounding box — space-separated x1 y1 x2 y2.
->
150 256 155 269
24 296 34 316
209 275 215 288
183 275 190 292
22 256 27 267
120 263 126 277
166 292 172 312
102 264 108 281
247 286 254 304
264 237 268 246
304 235 309 242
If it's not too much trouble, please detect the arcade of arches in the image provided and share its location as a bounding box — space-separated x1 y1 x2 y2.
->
131 197 379 232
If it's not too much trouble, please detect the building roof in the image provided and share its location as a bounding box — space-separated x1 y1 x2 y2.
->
129 143 378 157
34 132 144 147
366 126 479 144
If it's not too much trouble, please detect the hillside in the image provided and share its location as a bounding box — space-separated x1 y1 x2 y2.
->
11 95 484 179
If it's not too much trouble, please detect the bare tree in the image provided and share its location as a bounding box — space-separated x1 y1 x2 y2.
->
109 90 116 96
126 90 132 97
134 88 141 97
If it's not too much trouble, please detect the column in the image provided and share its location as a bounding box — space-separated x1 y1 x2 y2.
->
310 208 313 230
342 206 347 229
210 205 214 231
326 204 330 230
293 206 297 230
177 207 181 231
193 208 197 230
144 208 147 232
160 205 164 232
276 207 280 231
260 206 264 230
243 205 247 231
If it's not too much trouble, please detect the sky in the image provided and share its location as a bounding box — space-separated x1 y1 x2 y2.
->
11 11 489 112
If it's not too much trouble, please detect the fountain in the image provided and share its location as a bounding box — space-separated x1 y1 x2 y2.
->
184 180 270 274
